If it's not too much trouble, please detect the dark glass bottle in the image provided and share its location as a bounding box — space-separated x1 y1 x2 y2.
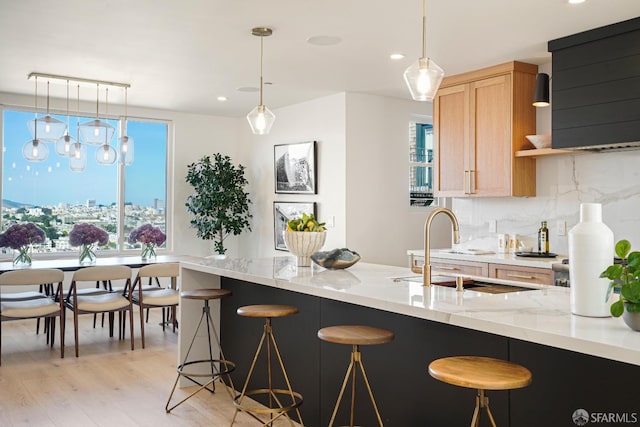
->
538 221 549 254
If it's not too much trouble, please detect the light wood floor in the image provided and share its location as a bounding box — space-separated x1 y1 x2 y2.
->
0 309 301 426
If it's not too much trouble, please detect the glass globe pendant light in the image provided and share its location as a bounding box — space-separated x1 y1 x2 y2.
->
79 84 115 145
28 80 67 141
22 76 49 162
56 80 77 156
403 0 444 101
96 88 117 165
246 27 275 135
69 84 87 172
118 87 134 165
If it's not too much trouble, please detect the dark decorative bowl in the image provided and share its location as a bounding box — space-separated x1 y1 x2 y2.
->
311 248 361 269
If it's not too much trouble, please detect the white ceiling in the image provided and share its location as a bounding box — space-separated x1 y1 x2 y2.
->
1 0 639 117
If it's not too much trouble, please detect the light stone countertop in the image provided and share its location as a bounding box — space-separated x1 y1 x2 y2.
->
407 248 567 269
180 256 640 366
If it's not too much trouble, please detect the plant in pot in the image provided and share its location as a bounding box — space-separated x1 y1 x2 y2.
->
185 153 252 258
600 239 640 331
284 213 326 267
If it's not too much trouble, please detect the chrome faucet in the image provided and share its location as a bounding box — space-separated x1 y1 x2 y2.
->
423 207 461 287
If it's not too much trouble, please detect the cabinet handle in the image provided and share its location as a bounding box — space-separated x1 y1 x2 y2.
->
507 273 537 280
437 266 460 271
464 170 471 194
469 170 476 194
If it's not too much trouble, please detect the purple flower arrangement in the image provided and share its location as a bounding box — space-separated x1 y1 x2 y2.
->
128 223 166 259
0 222 46 265
68 223 109 264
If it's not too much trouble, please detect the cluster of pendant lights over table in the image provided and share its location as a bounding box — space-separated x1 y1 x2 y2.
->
24 72 133 171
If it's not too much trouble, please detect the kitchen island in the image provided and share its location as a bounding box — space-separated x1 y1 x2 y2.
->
180 256 640 426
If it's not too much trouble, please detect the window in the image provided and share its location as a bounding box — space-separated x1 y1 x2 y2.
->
1 108 169 257
409 122 435 207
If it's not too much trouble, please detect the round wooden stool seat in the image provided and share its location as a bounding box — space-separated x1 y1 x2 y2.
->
318 325 395 346
236 304 299 318
180 288 231 301
429 356 532 391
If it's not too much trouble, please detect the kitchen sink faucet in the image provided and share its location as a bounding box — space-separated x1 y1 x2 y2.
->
423 207 461 287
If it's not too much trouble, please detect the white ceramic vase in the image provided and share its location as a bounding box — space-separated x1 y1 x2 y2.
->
283 231 326 267
569 203 614 317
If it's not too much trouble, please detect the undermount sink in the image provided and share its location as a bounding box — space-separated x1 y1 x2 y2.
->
392 275 536 294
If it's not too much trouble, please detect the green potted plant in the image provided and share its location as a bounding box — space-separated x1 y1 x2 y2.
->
284 213 326 266
185 153 252 257
600 239 640 331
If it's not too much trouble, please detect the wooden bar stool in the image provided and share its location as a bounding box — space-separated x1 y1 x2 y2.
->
165 289 235 413
318 325 395 427
428 356 532 427
231 304 304 426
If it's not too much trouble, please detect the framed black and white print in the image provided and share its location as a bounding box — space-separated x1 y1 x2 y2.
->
274 141 317 194
273 201 315 251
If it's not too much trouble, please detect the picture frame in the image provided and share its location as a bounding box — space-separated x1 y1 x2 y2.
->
274 141 317 194
273 201 316 251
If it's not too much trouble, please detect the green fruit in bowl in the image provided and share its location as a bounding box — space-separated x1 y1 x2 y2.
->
287 213 326 232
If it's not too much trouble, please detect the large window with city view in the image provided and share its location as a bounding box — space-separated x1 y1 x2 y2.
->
1 108 168 258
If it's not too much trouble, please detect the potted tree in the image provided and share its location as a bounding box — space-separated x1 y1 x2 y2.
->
600 239 640 331
185 153 252 258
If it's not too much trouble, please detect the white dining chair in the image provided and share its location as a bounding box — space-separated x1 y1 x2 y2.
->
0 269 66 364
65 265 134 357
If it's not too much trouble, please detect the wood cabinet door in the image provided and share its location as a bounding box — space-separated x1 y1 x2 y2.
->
434 84 468 197
469 74 512 196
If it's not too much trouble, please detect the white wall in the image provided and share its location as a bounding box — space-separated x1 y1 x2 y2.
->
344 93 451 266
236 93 348 259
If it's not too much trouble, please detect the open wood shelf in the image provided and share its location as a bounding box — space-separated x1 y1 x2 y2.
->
515 148 576 158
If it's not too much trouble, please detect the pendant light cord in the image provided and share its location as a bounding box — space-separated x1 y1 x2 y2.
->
422 0 427 59
33 76 38 139
259 33 264 106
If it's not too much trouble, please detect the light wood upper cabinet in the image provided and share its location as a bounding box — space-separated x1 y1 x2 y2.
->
434 61 537 197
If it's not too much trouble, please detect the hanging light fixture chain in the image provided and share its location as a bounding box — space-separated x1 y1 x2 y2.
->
46 80 51 115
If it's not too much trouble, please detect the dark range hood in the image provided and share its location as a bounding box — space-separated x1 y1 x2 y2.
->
548 17 640 151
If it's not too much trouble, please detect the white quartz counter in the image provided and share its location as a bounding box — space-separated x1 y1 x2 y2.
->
180 256 640 366
407 248 567 269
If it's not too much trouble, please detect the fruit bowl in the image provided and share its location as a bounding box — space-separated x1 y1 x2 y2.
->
283 231 326 267
525 134 552 149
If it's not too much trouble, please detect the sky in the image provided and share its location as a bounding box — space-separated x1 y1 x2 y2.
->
2 110 166 207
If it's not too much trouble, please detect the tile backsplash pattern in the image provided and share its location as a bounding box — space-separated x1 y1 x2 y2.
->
451 150 640 256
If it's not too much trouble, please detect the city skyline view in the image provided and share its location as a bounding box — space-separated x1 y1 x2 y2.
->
2 110 167 208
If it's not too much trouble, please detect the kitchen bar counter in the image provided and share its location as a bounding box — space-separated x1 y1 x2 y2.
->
180 256 639 366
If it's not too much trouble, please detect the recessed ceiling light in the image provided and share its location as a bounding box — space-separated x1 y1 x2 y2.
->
217 96 228 102
390 53 405 60
568 0 586 4
307 35 342 46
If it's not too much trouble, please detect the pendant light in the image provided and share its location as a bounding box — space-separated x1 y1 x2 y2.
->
404 0 444 101
28 80 67 141
55 80 77 156
532 73 550 107
246 27 275 135
79 84 115 145
96 88 117 165
22 76 49 162
118 86 134 165
69 84 87 172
